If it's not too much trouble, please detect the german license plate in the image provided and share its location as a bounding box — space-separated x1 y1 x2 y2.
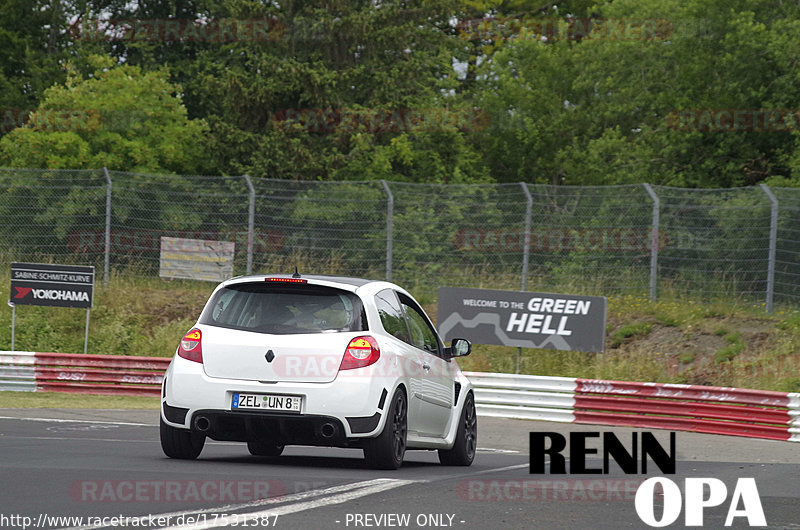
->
232 393 302 412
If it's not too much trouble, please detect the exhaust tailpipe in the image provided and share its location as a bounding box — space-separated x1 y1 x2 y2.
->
193 415 211 432
319 422 337 439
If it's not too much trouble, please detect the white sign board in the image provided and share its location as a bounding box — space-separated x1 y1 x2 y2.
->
159 237 235 282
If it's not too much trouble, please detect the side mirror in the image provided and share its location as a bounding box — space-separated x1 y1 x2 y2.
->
448 338 471 358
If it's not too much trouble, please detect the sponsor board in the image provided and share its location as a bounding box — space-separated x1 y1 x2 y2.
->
159 237 235 282
10 262 94 309
437 286 606 352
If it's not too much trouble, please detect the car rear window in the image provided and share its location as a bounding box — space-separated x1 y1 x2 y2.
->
199 282 367 334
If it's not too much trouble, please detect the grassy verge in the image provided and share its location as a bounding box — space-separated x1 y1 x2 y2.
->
1 273 212 357
0 391 159 409
455 295 800 392
2 273 800 396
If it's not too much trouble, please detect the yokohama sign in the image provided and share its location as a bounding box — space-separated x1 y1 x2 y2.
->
11 262 94 309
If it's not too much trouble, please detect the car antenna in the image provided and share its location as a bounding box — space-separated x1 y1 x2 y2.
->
292 266 301 279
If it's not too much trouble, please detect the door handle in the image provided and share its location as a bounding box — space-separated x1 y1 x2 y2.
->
423 363 431 372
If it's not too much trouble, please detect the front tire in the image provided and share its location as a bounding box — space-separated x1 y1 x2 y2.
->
363 388 407 470
438 392 477 466
160 417 205 460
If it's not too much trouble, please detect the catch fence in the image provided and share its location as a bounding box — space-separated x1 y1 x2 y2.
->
2 168 799 309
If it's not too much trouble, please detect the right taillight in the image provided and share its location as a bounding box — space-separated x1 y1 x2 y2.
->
178 328 203 363
339 336 380 371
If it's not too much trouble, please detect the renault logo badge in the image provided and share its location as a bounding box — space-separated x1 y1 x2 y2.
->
265 349 275 363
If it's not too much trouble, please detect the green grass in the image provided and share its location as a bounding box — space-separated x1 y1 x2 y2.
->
714 343 743 363
3 271 800 401
457 294 800 391
1 273 212 357
714 332 746 363
0 391 159 409
610 322 653 348
679 352 696 364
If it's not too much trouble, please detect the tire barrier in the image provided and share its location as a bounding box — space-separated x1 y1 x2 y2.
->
1 352 798 442
0 351 169 396
465 371 800 443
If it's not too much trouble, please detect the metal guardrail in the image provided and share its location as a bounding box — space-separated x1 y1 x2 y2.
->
465 371 800 443
466 372 578 423
0 351 169 395
1 353 797 442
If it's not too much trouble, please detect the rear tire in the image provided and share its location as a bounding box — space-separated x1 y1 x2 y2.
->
363 388 407 470
160 417 205 460
438 392 477 466
247 439 285 457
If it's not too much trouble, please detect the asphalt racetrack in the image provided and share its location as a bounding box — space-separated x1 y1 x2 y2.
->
1 410 799 529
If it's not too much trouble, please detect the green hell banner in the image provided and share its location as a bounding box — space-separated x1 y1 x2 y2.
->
437 287 606 353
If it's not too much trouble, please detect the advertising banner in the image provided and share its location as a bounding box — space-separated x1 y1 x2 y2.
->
10 262 94 309
159 237 235 282
437 286 607 352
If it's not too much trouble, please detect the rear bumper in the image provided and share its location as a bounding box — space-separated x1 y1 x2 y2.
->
185 408 352 446
161 356 396 440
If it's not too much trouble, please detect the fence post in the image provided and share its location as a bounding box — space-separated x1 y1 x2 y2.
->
244 174 255 275
514 183 534 374
381 180 394 282
643 184 659 301
520 182 532 292
102 167 112 287
760 184 778 313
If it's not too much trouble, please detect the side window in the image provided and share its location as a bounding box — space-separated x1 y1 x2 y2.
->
398 294 441 355
375 289 411 342
208 288 241 326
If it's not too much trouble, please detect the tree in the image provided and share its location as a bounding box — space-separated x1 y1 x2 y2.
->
0 55 208 173
0 0 76 120
472 0 800 187
186 0 489 182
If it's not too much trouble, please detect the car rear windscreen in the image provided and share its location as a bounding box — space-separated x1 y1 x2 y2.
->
199 282 367 334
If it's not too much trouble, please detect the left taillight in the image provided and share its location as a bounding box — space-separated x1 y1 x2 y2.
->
178 328 203 363
339 336 380 371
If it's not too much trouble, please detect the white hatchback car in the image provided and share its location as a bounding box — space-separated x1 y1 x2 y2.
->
160 273 476 469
